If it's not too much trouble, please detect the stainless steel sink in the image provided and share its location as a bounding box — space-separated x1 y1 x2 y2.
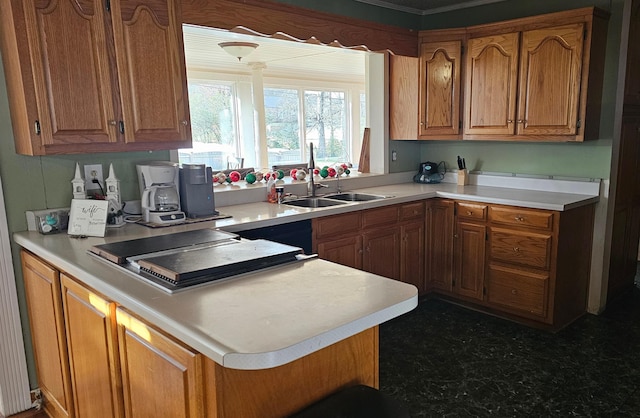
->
284 197 348 208
325 192 389 202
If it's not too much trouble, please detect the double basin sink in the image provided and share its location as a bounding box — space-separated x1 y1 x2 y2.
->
284 192 389 208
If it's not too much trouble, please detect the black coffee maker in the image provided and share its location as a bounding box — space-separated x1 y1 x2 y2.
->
179 164 217 218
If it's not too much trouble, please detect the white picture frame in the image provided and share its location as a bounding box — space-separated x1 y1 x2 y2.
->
67 199 109 237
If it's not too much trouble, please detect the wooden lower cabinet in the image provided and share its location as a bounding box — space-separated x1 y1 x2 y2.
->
313 202 425 291
21 251 73 418
21 250 380 418
60 275 123 418
116 308 205 418
424 199 595 330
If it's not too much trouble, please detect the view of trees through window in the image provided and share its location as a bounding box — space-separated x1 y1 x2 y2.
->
265 88 348 168
179 83 238 169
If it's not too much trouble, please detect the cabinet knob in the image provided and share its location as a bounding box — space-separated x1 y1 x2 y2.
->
507 119 513 123
108 120 117 126
182 120 189 126
511 289 518 295
515 216 524 222
517 119 525 124
466 210 473 216
513 247 520 252
454 234 458 239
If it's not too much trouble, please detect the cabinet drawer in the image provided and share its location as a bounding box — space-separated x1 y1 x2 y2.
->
456 202 487 221
313 212 361 239
362 206 399 228
489 206 554 231
487 264 549 319
490 228 552 270
400 202 425 221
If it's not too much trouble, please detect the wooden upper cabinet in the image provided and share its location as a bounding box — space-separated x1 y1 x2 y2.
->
22 0 118 148
419 40 462 138
517 24 584 136
111 0 190 144
389 54 419 140
464 32 519 136
0 0 191 155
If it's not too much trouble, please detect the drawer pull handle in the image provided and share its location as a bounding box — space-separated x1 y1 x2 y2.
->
515 216 525 222
466 211 473 216
513 247 520 252
511 289 518 295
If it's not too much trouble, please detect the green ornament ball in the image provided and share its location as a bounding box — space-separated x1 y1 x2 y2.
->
345 169 351 175
320 168 329 178
245 172 257 184
277 169 285 180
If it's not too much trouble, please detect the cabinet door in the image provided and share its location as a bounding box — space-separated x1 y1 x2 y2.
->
425 199 454 292
111 0 191 145
61 275 124 418
453 222 486 300
22 0 118 148
464 32 519 135
316 235 363 270
624 0 640 105
389 54 419 140
419 40 461 137
400 221 425 293
517 24 584 136
117 308 204 418
363 226 400 280
21 251 74 418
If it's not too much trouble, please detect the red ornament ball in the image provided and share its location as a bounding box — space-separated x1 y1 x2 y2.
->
290 169 298 179
229 171 241 182
327 167 337 177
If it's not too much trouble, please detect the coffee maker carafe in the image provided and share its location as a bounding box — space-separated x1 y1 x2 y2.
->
137 162 186 225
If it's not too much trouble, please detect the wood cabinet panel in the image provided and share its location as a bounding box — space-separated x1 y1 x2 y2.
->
400 221 425 293
453 222 486 300
316 235 363 270
425 199 454 292
624 0 640 105
117 308 205 418
419 40 462 137
206 327 378 418
517 24 584 135
487 264 549 320
389 54 419 140
61 275 124 418
400 201 425 220
456 202 487 221
464 32 519 136
21 250 73 418
363 226 400 280
361 205 399 229
313 212 361 239
112 0 190 144
489 228 552 270
489 206 554 230
0 0 191 155
22 0 117 147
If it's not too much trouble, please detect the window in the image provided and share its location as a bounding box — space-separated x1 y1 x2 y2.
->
178 28 369 173
179 81 239 171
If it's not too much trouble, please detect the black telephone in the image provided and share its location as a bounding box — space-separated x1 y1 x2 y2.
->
413 161 446 184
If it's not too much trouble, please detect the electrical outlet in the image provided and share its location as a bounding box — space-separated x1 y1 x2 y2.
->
84 164 103 191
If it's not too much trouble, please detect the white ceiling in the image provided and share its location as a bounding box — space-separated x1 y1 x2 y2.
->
183 25 367 83
355 0 510 15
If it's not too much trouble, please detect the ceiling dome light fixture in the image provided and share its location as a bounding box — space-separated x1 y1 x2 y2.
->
218 41 259 61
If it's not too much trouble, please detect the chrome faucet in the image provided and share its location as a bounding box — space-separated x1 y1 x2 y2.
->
308 143 327 197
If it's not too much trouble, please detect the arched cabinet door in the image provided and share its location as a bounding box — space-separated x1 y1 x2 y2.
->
464 32 520 136
517 24 584 136
110 0 191 145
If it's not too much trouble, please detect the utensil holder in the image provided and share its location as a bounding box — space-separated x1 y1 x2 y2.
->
457 169 468 186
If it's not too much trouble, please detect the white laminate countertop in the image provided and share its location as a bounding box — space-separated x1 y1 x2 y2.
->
14 227 418 370
14 179 598 369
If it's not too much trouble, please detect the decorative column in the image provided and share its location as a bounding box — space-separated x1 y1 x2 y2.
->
250 62 269 169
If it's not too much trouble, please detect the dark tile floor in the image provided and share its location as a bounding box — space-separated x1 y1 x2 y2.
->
379 278 640 417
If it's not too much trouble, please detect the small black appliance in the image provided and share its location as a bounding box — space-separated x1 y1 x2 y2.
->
413 161 446 184
179 164 217 218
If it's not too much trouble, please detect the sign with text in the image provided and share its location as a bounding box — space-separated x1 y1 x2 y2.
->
68 199 109 237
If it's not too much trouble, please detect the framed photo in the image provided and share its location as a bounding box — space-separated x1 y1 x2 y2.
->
67 199 109 237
